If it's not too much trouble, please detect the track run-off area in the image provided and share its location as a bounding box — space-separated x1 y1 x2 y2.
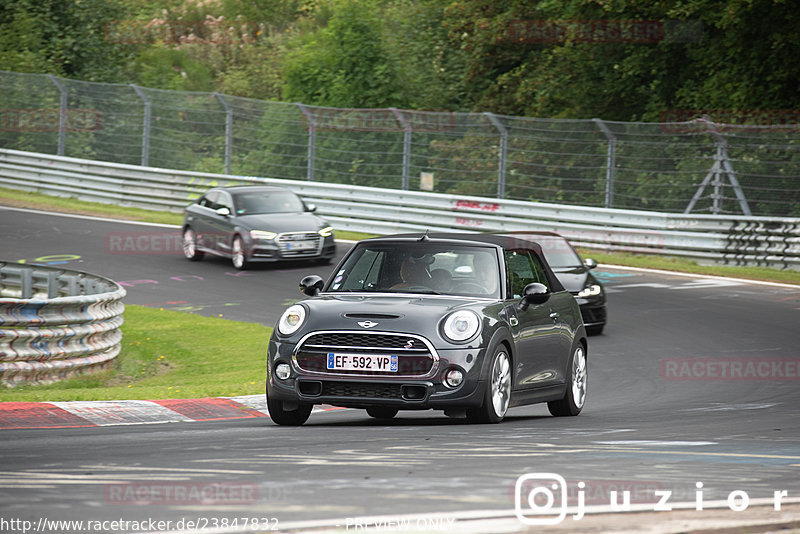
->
1 205 799 533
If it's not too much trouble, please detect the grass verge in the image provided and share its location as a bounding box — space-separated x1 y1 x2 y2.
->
0 305 271 402
0 186 184 226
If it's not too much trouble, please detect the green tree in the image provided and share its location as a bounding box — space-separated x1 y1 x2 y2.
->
283 0 405 108
0 0 136 81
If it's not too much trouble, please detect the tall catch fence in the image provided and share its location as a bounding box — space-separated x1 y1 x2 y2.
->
1 70 798 217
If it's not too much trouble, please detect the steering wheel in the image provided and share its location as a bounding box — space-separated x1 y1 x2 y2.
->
453 282 488 294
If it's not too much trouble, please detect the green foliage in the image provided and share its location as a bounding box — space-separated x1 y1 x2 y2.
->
440 0 800 120
128 46 214 91
3 0 798 120
0 0 137 81
283 0 405 108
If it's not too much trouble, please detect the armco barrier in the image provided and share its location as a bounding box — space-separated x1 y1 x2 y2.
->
0 262 125 386
1 148 798 269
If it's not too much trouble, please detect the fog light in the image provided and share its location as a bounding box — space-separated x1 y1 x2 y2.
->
275 363 291 380
444 369 464 388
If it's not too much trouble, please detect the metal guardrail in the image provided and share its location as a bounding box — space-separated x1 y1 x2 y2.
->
0 261 126 386
1 148 799 269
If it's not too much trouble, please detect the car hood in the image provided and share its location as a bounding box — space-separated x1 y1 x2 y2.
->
550 266 590 293
236 212 325 233
296 293 494 342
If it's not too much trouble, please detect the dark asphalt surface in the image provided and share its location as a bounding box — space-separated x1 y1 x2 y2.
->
1 206 800 532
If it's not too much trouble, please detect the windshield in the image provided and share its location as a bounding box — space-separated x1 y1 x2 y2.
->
232 191 305 215
534 236 583 268
327 243 501 299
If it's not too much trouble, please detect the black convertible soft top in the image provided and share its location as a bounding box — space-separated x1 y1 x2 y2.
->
361 232 566 293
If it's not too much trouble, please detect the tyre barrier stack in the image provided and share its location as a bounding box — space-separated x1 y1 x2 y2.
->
0 262 126 386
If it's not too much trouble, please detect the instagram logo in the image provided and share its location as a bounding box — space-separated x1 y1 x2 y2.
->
515 473 569 525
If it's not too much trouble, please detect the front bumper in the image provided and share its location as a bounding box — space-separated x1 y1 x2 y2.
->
578 302 606 327
266 335 488 409
247 235 336 262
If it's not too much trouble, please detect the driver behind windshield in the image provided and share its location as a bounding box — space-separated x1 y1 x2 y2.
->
391 254 433 290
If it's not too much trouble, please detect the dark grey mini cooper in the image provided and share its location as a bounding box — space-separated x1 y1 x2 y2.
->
266 233 588 425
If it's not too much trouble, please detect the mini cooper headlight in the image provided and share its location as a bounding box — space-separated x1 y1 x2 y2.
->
578 284 602 298
278 304 306 335
442 310 481 342
250 230 277 241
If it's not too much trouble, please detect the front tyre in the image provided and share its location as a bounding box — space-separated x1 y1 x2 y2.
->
548 343 587 416
467 347 511 424
266 393 312 426
182 228 204 261
231 235 249 270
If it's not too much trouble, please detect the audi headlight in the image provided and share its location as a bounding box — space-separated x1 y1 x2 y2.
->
250 230 277 241
578 284 602 298
318 226 334 237
278 304 306 335
442 310 481 342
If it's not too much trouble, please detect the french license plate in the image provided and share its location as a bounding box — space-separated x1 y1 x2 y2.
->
327 353 398 372
285 240 315 251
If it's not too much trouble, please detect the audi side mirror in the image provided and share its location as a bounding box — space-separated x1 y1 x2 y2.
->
216 207 231 217
300 274 325 296
584 258 598 270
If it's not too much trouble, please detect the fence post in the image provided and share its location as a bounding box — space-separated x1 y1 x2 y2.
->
483 112 508 199
390 108 412 190
47 75 67 156
296 103 315 181
215 92 233 175
592 118 617 209
130 84 151 167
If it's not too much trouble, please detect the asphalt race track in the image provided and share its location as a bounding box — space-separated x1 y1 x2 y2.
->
1 206 800 533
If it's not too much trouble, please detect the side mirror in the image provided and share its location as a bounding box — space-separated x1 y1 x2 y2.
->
299 274 325 296
305 203 317 213
584 258 598 270
520 282 550 310
216 207 231 217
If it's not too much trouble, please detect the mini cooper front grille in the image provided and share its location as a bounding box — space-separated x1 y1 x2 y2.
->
303 333 426 350
321 381 403 399
294 331 437 377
